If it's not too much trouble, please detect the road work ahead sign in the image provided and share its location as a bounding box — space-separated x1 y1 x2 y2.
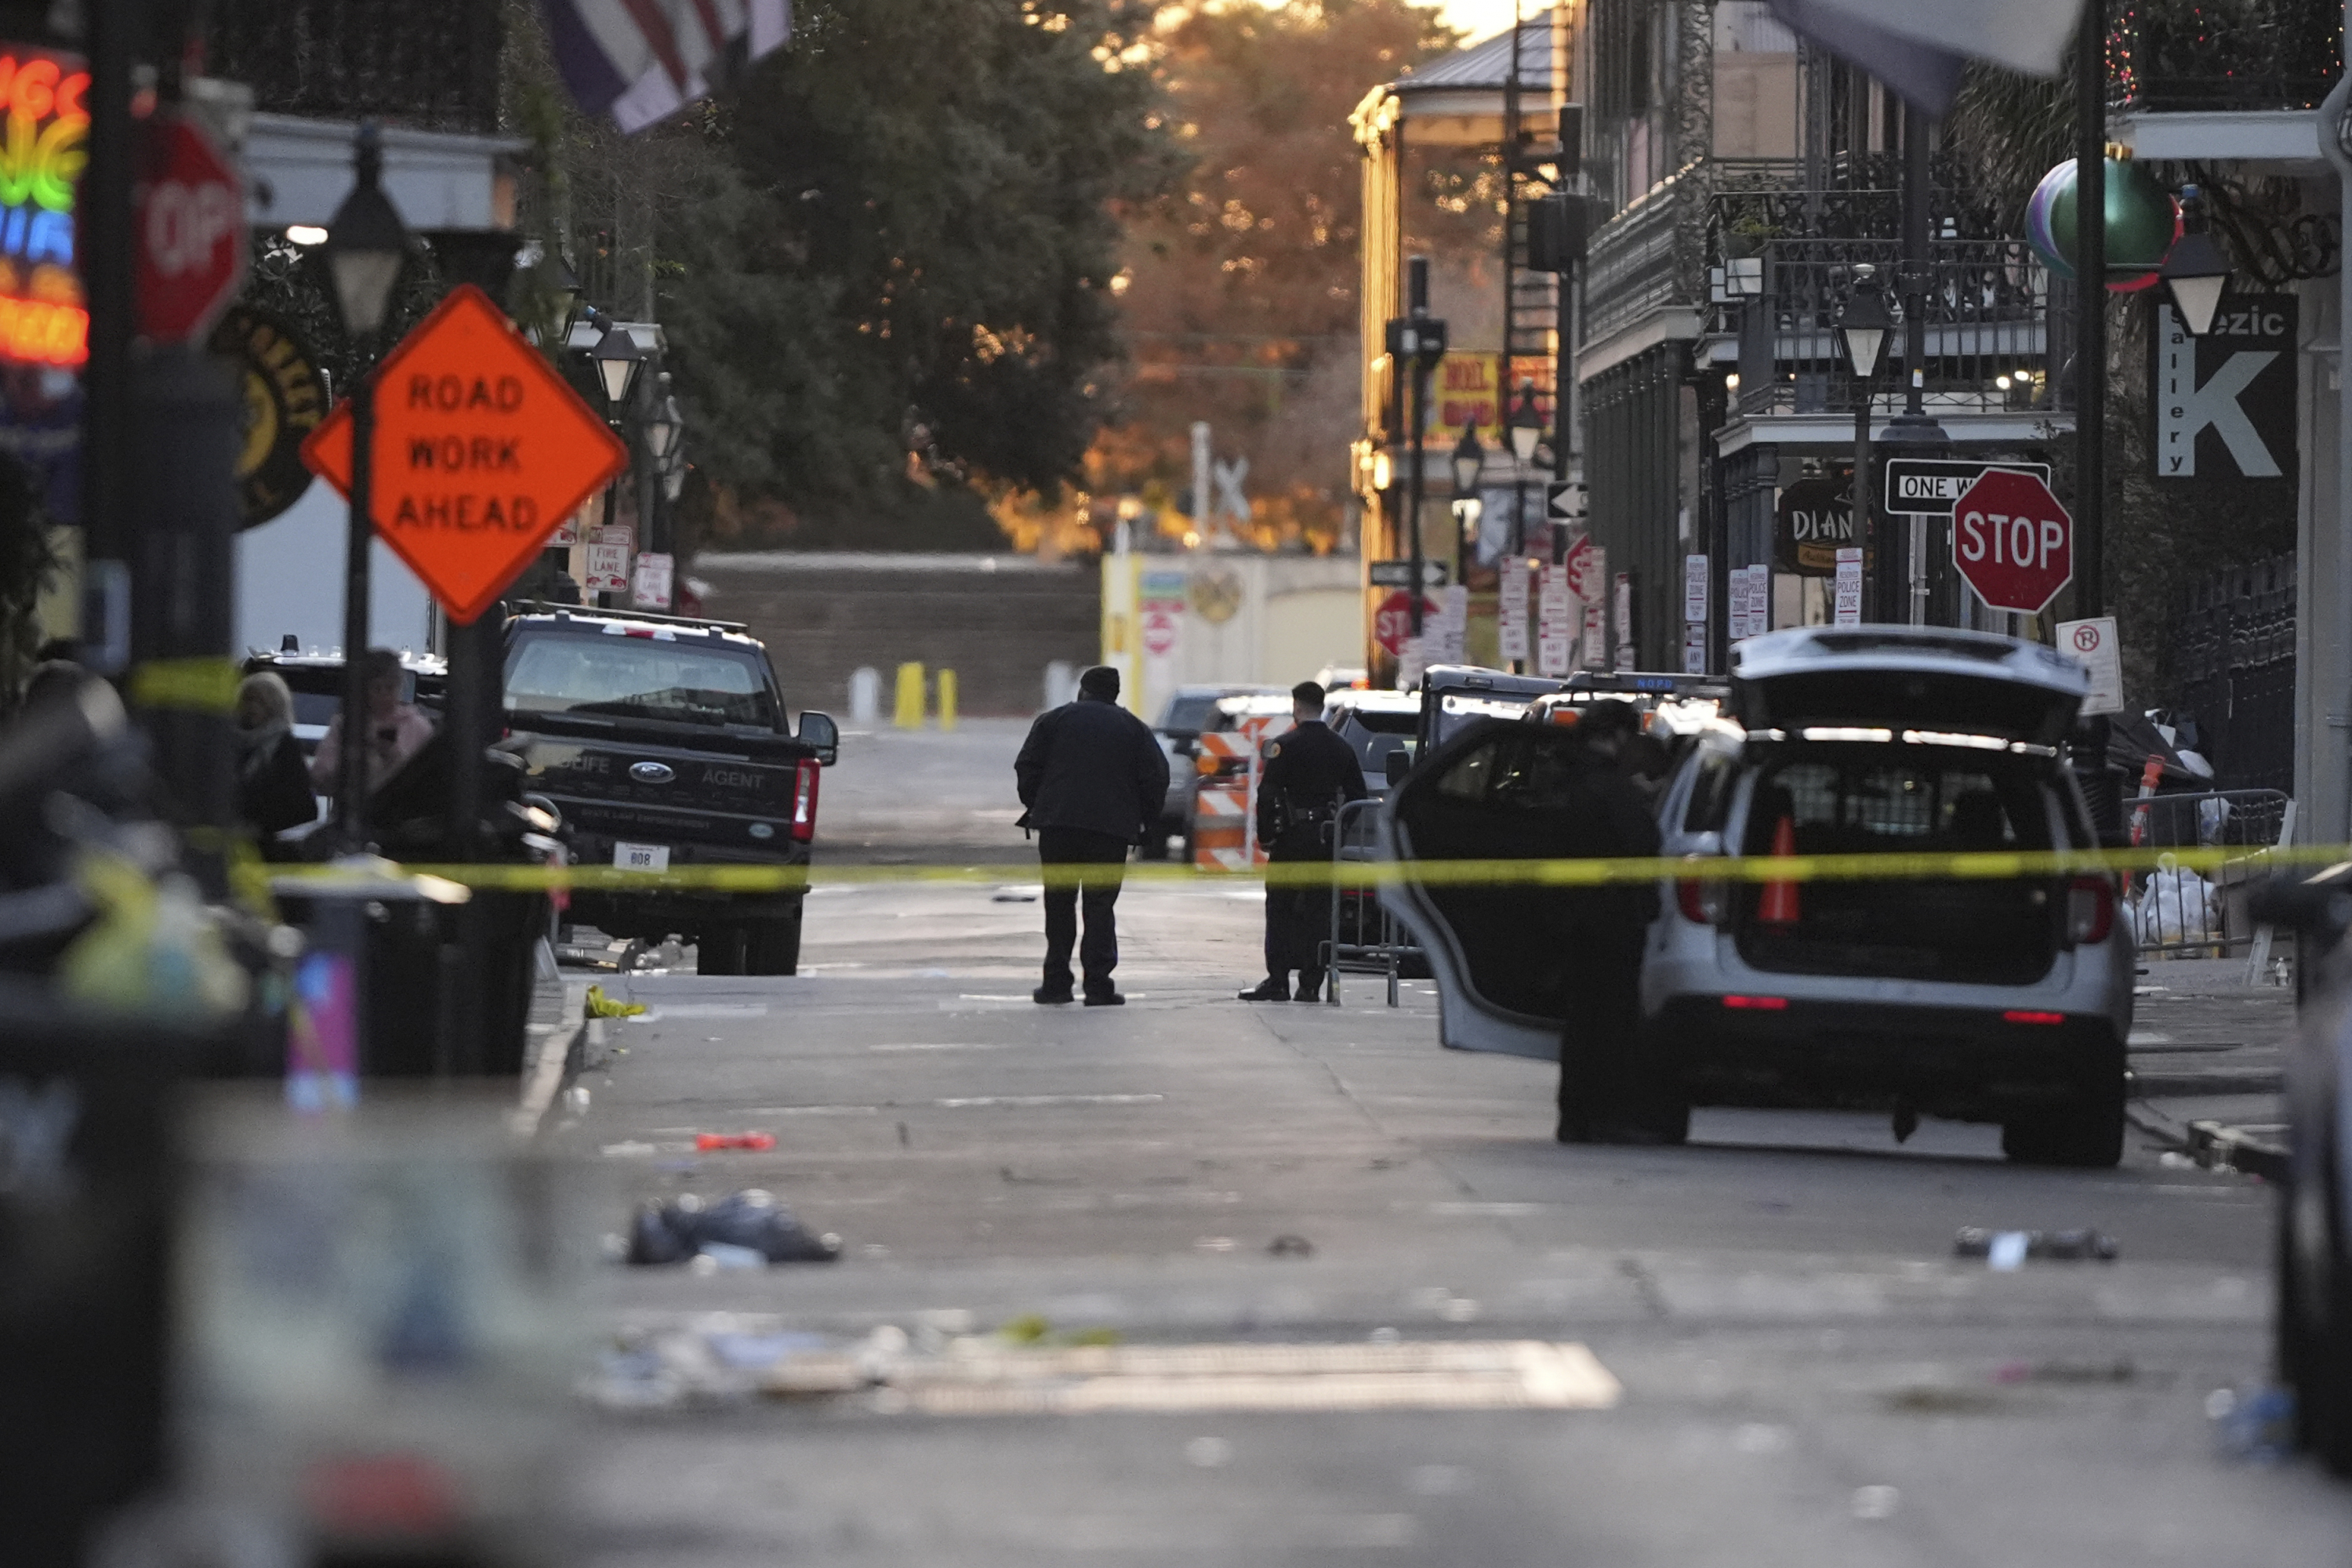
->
302 285 628 622
2154 296 2295 481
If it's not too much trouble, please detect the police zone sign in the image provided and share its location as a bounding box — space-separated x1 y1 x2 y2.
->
2154 296 2296 481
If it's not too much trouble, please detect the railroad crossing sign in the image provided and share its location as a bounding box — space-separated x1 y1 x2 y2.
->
1371 589 1439 657
136 115 246 344
301 284 630 623
1952 467 2073 615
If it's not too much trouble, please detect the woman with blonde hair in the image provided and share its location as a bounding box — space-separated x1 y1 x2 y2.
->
234 670 318 836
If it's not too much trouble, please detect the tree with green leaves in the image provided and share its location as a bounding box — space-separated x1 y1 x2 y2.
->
510 0 1178 550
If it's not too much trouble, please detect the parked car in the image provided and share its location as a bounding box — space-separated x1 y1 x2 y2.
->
2250 869 2352 1475
239 641 448 767
502 607 837 976
1322 688 1420 798
1380 625 2132 1166
1144 684 1285 858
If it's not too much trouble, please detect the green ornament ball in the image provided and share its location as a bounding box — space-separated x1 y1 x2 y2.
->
2027 156 2180 290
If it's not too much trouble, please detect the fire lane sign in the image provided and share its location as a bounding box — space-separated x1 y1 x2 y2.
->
301 285 629 624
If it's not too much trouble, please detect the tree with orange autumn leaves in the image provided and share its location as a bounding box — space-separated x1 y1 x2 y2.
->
1004 0 1476 557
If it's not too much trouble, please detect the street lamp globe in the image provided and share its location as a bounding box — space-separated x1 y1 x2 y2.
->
1838 263 1893 381
1450 419 1485 496
593 324 648 407
320 122 413 337
1508 380 1542 463
2162 185 2233 338
648 388 684 463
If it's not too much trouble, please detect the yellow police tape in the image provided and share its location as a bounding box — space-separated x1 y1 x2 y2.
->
261 842 2352 895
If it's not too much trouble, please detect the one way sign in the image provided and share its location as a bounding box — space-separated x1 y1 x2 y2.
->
1545 478 1586 523
2154 295 2295 481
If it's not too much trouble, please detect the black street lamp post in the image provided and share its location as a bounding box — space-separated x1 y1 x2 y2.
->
319 122 414 842
1450 419 1485 591
1838 264 1892 622
1507 379 1541 558
1387 256 1448 642
590 321 648 604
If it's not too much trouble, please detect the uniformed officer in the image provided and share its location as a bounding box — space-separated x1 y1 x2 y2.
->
1239 681 1367 1003
1549 699 1671 1142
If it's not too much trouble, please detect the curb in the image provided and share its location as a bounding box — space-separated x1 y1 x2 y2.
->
2129 1068 2285 1098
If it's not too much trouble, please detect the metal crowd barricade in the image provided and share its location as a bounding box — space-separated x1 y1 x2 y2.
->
2125 788 2293 959
1323 797 1421 1007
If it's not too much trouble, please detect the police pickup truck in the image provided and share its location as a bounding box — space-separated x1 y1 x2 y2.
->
503 607 837 975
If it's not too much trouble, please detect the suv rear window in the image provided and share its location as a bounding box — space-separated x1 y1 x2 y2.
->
506 633 777 728
1741 749 2052 855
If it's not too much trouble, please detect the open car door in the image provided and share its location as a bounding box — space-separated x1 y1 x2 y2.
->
1376 717 1639 1060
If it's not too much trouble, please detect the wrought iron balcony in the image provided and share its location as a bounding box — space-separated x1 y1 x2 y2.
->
206 0 505 134
1710 238 2077 423
2111 0 2341 115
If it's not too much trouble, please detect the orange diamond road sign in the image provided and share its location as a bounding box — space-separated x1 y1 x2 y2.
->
301 284 628 623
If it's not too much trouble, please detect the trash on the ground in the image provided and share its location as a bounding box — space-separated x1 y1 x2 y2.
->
991 885 1041 903
2209 1384 2296 1462
1991 1358 2136 1385
993 1315 1120 1348
584 985 647 1018
2130 859 2214 946
692 1242 768 1272
562 1086 591 1115
1268 1233 1314 1258
695 1131 777 1152
1953 1227 2120 1264
601 1140 659 1158
623 1190 841 1266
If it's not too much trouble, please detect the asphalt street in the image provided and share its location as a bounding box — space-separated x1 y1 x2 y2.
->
559 721 2352 1566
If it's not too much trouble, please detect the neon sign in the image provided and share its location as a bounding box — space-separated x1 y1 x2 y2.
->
0 49 88 367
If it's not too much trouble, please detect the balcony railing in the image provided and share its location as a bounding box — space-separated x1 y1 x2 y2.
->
2111 0 2342 115
1714 238 2076 423
206 0 506 134
1582 169 1705 349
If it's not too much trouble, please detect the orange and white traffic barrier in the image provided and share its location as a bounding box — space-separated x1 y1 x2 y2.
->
1193 731 1255 872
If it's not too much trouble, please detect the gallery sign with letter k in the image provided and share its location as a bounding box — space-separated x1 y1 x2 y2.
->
2154 297 2295 481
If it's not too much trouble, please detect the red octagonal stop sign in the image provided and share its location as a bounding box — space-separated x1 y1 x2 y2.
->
1952 467 2073 615
1372 590 1439 656
136 115 247 345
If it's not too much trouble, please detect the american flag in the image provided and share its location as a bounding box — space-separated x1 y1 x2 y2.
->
540 0 793 131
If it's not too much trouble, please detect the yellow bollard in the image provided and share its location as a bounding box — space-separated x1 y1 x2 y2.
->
895 662 925 728
936 669 957 731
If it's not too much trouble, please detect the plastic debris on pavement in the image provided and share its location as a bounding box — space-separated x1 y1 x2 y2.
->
585 985 648 1018
695 1131 777 1152
1953 1227 2119 1266
623 1189 842 1267
2209 1385 2297 1462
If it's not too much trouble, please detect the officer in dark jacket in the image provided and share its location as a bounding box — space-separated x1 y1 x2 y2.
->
1549 699 1672 1143
1240 681 1367 1002
1014 665 1171 1006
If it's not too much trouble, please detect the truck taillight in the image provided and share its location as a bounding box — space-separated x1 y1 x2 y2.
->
1676 879 1726 924
2064 876 2113 945
791 757 819 841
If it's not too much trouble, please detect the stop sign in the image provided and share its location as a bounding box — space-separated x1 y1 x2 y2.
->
1372 590 1439 656
1952 468 2073 614
136 115 247 344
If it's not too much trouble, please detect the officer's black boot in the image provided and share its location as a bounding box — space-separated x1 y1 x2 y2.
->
1238 975 1290 1001
1294 968 1326 1002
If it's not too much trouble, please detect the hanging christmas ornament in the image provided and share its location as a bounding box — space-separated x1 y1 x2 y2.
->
2026 150 2181 292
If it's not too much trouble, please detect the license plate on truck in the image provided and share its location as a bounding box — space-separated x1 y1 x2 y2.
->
613 842 671 873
